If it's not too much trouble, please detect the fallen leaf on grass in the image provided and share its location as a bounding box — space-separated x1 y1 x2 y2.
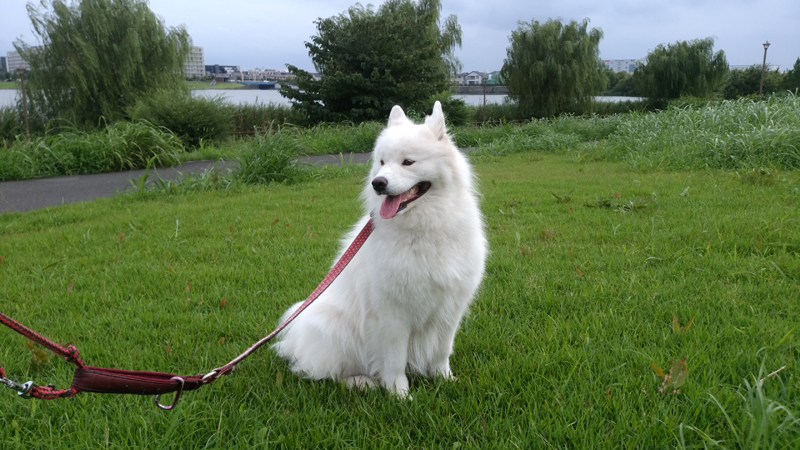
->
270 218 280 226
574 263 584 278
551 191 573 203
25 341 50 365
672 315 695 334
652 358 689 395
540 229 555 240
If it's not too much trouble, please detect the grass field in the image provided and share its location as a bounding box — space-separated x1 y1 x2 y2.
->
185 81 247 90
0 81 17 89
1 152 798 448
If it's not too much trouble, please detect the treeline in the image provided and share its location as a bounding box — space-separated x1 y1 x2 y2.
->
2 0 800 152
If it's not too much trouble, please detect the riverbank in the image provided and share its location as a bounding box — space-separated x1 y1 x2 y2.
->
452 85 509 95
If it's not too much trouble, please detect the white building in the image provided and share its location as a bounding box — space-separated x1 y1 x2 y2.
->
455 71 485 86
184 46 204 78
6 50 32 72
8 45 206 77
604 59 642 73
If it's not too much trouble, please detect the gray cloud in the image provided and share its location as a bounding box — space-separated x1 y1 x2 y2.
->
2 0 798 74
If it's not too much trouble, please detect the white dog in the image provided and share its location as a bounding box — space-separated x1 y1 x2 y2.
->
273 101 487 398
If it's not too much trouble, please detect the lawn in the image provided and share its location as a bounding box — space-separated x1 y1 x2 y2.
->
1 153 798 448
0 81 18 89
185 81 247 90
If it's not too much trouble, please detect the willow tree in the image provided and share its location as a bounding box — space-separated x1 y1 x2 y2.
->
281 0 462 123
633 38 728 100
15 0 190 126
500 18 605 117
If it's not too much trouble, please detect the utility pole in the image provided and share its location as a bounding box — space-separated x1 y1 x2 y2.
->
17 68 29 140
759 40 770 100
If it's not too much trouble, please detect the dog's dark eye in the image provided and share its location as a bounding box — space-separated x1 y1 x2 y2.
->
402 159 415 166
380 160 384 166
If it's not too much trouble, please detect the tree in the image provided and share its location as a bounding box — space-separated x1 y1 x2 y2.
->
500 18 605 117
16 0 190 126
784 58 800 93
633 38 727 100
722 65 783 99
280 0 462 123
609 73 640 97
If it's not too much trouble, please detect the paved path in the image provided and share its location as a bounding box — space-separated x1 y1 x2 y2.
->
0 153 371 214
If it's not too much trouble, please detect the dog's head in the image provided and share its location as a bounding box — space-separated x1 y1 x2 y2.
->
367 101 468 220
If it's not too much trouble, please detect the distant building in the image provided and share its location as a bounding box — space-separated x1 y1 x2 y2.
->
184 46 204 78
0 56 7 73
205 64 240 75
6 50 32 72
604 59 642 73
455 71 485 86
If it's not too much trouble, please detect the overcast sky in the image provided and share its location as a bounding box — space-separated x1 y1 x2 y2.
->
2 0 798 73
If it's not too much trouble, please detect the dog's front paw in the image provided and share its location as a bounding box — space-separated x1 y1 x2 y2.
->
384 374 411 400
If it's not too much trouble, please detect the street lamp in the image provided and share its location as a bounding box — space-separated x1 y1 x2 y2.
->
759 40 770 99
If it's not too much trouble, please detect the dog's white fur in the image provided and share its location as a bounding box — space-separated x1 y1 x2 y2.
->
273 101 487 397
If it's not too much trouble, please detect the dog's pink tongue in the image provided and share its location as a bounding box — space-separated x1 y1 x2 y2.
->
380 195 402 219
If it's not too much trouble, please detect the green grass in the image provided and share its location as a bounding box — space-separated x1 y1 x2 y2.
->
0 81 17 89
1 152 798 448
292 121 384 155
185 81 247 90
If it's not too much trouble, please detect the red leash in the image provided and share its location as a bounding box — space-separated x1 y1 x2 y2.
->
1 219 374 410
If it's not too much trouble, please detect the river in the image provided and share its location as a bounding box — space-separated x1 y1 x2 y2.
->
0 88 639 108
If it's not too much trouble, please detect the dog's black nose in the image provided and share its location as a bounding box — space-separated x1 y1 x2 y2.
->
372 176 388 193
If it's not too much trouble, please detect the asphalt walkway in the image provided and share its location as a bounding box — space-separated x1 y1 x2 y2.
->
0 153 372 214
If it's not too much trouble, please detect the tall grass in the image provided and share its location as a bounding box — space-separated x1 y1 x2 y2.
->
231 102 308 134
236 124 304 185
603 94 800 170
457 114 625 160
0 120 184 180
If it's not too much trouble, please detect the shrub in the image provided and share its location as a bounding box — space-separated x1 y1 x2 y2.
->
236 125 303 185
130 90 234 148
405 92 471 127
0 106 23 145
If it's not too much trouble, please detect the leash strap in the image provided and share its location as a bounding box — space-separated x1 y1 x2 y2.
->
1 219 374 409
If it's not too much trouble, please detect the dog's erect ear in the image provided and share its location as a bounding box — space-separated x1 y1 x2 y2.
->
388 105 409 127
425 101 447 141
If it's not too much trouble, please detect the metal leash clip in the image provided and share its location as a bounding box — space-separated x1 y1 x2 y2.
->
1 375 36 398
